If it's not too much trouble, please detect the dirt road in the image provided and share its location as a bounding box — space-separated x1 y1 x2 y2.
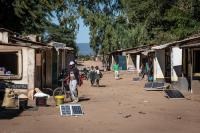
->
0 71 200 133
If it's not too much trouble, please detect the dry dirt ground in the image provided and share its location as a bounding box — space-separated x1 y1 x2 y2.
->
1 71 200 133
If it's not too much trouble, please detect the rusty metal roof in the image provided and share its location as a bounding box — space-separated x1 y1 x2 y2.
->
152 35 200 50
180 43 200 48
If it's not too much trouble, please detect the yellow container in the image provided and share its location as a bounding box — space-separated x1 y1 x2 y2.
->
54 95 65 106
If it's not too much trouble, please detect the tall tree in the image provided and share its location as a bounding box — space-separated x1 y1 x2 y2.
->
0 0 78 49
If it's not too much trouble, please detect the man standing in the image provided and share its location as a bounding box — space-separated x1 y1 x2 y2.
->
113 63 119 79
67 61 80 103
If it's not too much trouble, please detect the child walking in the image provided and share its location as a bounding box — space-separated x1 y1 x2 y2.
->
89 66 96 86
95 66 102 87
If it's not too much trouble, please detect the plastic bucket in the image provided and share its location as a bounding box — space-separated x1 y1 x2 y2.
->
54 95 64 106
19 98 28 109
35 96 47 106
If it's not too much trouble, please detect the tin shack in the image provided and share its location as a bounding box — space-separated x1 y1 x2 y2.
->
0 28 51 93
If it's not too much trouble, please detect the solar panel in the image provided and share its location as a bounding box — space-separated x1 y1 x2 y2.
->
71 105 83 115
164 90 185 99
60 104 84 116
60 105 71 116
144 82 153 88
152 82 164 88
144 82 165 91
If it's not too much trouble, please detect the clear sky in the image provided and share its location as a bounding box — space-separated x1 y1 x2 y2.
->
76 18 90 43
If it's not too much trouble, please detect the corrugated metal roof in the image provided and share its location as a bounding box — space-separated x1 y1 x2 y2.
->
152 35 200 50
10 36 46 46
152 42 172 50
48 41 74 51
180 43 200 48
0 42 47 49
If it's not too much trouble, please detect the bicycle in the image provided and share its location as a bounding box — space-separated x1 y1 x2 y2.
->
53 71 82 103
53 77 72 102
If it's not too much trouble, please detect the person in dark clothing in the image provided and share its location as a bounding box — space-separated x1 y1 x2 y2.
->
95 66 102 87
89 66 96 86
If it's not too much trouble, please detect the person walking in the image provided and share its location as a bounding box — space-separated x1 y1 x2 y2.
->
89 66 96 86
66 61 80 103
113 63 119 79
95 66 102 87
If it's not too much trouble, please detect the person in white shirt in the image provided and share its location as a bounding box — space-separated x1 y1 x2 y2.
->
89 66 96 86
95 66 102 87
67 61 80 103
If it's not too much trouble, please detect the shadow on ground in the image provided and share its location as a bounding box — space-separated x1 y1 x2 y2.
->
0 108 23 119
92 85 107 87
78 96 90 102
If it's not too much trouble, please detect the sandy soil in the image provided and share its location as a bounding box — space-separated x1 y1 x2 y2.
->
0 71 200 133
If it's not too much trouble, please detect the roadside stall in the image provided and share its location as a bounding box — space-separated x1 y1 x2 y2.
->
0 28 50 108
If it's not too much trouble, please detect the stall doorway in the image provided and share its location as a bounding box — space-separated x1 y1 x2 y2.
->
165 48 171 83
131 55 137 69
193 50 200 80
193 50 200 76
118 55 127 70
192 49 200 94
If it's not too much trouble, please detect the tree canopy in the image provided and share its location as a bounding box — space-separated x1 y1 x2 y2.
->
1 0 200 54
76 0 200 54
0 0 78 49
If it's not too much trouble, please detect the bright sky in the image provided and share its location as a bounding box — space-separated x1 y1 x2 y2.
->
76 18 90 43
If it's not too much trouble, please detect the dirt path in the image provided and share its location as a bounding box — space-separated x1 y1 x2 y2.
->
0 71 200 133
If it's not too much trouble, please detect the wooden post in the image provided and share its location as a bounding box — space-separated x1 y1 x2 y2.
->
191 49 193 93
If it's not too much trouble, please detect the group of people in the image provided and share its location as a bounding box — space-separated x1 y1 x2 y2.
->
88 66 102 87
64 59 152 103
139 59 153 81
61 61 103 103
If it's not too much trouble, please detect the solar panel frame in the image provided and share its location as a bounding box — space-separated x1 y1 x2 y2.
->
144 82 166 91
71 105 84 115
164 89 185 99
144 82 153 88
59 104 84 116
60 104 72 116
152 82 164 88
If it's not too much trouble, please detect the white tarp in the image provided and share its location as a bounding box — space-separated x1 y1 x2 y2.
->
34 92 50 98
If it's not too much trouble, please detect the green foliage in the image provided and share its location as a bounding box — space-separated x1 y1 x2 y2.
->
0 0 78 49
121 0 200 45
75 0 200 54
1 0 200 55
78 55 92 61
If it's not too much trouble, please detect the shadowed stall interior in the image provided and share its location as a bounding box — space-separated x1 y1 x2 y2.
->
193 50 200 79
0 52 18 75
